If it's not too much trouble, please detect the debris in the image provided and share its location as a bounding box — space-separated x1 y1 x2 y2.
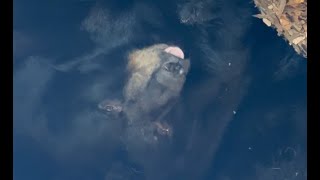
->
233 110 237 115
253 0 307 58
248 147 252 150
262 18 272 26
271 167 281 170
295 172 299 176
228 62 231 66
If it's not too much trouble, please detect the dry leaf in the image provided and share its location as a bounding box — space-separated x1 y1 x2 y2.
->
292 36 305 44
253 14 266 19
279 16 292 30
288 0 305 6
293 23 302 31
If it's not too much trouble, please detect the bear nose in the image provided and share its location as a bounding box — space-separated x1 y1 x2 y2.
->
164 46 185 59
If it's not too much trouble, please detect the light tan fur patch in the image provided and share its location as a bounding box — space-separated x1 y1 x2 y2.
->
125 44 169 100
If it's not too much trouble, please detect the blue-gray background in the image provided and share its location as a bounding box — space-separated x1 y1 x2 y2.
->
13 0 307 179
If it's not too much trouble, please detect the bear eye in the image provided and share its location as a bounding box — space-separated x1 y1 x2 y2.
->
163 62 182 74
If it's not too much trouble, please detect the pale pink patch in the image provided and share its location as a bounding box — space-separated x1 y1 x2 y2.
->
164 46 185 59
